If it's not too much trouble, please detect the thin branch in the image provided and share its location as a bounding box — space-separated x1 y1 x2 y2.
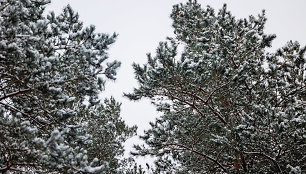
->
161 81 230 124
0 3 9 12
0 101 46 128
207 104 227 124
243 151 282 173
0 88 32 101
164 91 207 119
205 80 232 104
163 143 227 172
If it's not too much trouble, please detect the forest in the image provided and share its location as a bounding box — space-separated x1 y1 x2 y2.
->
0 0 305 173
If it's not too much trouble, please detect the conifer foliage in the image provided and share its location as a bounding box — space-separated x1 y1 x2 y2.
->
0 0 136 173
126 1 306 173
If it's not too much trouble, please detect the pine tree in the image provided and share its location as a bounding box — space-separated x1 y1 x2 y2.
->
76 98 137 173
126 1 306 173
0 0 136 173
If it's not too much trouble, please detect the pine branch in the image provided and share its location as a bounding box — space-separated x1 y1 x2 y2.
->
243 151 283 173
163 142 227 172
0 101 46 129
0 88 32 101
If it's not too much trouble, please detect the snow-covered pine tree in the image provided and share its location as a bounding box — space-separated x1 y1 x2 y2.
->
126 0 306 173
0 0 136 173
75 98 138 173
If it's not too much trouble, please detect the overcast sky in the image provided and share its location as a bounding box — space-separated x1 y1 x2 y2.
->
46 0 306 165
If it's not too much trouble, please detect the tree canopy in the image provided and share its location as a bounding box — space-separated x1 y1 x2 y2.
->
0 0 136 173
126 0 306 173
1 0 305 173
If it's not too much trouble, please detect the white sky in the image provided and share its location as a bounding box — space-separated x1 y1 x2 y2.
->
46 0 306 167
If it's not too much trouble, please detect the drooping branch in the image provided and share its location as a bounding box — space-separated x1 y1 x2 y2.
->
243 151 283 173
163 143 227 172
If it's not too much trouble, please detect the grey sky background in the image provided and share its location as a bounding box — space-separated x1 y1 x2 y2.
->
46 0 306 165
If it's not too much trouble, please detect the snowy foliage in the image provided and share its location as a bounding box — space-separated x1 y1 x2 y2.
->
0 0 135 173
75 98 137 173
126 0 306 173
